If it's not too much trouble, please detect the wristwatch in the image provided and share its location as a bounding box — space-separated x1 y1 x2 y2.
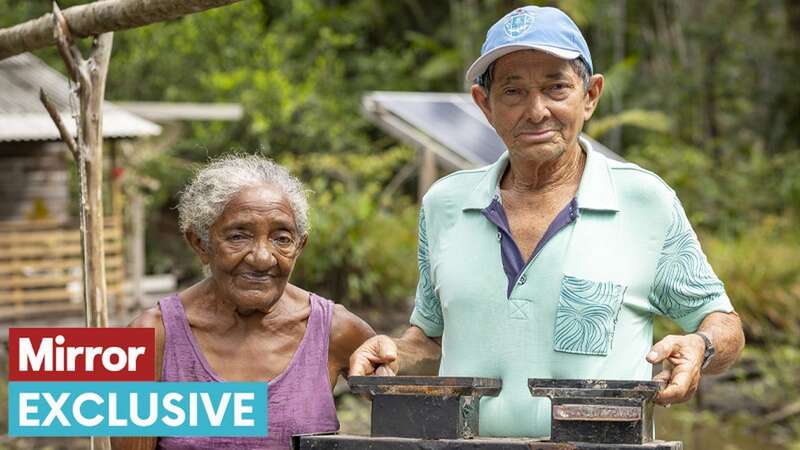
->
693 332 715 370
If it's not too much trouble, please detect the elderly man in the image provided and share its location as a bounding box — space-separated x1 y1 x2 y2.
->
349 5 744 437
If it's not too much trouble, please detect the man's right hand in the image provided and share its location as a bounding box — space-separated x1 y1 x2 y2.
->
348 335 400 377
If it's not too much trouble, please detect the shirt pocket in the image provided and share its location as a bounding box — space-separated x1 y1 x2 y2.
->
552 275 627 356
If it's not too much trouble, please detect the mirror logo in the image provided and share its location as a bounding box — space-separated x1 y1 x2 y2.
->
7 328 268 437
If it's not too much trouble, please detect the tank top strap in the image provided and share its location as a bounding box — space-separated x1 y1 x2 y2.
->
268 292 335 387
157 293 217 382
309 293 335 356
158 293 192 348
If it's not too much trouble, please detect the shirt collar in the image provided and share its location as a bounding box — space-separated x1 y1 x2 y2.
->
575 136 620 212
463 152 509 211
462 135 620 212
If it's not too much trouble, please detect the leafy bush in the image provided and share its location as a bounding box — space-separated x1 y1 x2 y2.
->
703 216 800 345
626 142 800 237
281 147 419 308
291 179 418 308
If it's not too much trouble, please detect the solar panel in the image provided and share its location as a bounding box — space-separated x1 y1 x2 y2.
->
366 92 504 166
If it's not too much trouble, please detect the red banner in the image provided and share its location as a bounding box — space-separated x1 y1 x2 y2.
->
9 328 155 381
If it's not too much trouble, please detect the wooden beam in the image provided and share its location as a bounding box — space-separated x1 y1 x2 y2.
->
129 192 146 311
0 0 243 60
0 256 124 274
418 148 438 200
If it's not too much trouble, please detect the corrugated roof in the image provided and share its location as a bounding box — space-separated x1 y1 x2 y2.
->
0 53 161 142
114 102 244 122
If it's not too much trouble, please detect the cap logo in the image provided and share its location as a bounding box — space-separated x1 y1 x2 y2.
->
504 9 535 38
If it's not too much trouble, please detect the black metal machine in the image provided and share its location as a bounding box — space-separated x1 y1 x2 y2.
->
293 376 683 450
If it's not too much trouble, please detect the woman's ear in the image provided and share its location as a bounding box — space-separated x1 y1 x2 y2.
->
186 230 211 265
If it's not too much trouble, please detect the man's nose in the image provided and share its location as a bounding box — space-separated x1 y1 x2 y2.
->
525 92 550 123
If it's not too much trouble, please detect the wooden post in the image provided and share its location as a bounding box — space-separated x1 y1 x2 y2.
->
130 191 145 312
110 140 123 220
42 3 112 329
418 148 437 200
110 141 124 317
84 34 113 330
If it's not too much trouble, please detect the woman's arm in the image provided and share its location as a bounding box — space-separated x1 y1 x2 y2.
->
328 304 376 384
110 307 165 450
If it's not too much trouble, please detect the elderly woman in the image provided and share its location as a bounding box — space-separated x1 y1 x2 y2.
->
113 155 374 450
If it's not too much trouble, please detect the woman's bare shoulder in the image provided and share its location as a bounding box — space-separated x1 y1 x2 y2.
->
329 303 375 356
129 305 163 329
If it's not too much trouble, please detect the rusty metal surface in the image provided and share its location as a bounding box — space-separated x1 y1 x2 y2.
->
528 379 666 445
550 419 645 445
295 434 577 449
348 376 502 398
573 442 682 449
528 379 664 400
293 434 682 450
553 404 641 422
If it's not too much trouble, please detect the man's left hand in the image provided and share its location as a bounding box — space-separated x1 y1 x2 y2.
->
647 334 706 405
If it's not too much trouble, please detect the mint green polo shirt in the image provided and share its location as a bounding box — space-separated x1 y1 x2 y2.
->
410 137 733 437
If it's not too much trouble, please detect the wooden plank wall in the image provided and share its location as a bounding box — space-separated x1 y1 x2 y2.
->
0 142 70 223
0 218 125 322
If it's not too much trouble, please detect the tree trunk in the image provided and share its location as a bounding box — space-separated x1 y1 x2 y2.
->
0 0 242 60
608 0 626 152
39 10 115 327
83 33 113 329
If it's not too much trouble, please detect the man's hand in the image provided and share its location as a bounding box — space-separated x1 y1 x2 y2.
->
647 334 706 405
348 335 400 377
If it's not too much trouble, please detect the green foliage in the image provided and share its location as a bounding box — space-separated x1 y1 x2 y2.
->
586 109 672 139
704 216 800 345
627 143 800 236
281 147 419 307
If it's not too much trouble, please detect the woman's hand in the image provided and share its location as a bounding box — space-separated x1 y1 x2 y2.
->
348 335 400 376
348 326 441 377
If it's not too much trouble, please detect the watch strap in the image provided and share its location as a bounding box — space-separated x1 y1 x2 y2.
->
692 332 715 369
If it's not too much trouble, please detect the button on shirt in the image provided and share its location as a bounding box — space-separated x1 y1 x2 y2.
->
482 196 579 297
410 137 733 437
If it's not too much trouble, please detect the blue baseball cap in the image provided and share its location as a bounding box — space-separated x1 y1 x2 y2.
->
465 6 593 83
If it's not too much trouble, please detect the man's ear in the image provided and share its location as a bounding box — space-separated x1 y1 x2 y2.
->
471 84 494 125
186 230 211 265
583 74 604 121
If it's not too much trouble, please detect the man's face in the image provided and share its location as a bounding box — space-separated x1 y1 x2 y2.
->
472 50 603 166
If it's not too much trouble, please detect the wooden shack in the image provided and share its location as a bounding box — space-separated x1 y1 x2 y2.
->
0 53 161 322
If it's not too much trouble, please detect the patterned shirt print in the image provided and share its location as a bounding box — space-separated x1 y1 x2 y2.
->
414 208 444 328
648 197 726 319
553 276 626 355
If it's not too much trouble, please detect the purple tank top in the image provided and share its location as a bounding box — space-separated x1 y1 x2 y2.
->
156 293 340 449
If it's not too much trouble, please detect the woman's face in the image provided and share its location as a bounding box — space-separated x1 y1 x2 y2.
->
197 184 305 312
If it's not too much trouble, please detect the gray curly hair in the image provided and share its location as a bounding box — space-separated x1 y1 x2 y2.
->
177 154 310 245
